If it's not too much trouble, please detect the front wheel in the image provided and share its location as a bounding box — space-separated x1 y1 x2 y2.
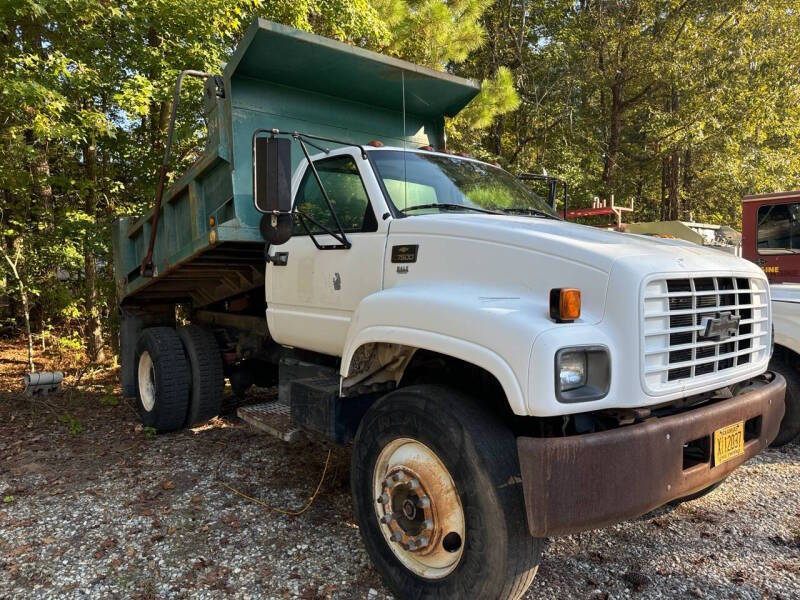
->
351 385 542 600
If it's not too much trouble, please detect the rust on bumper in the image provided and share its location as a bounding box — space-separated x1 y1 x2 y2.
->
517 373 786 537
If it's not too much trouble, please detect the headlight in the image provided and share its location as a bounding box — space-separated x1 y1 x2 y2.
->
555 346 610 402
558 351 586 391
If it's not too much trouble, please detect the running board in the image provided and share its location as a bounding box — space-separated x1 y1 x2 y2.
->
237 401 302 442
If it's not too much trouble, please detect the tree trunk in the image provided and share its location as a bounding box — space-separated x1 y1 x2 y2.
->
82 132 104 362
667 148 680 220
25 132 54 223
21 23 54 225
682 146 692 219
602 74 623 194
19 272 34 372
490 116 504 155
660 155 668 221
1 239 34 372
146 26 170 150
662 88 681 220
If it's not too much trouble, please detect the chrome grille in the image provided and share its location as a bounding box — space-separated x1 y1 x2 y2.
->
642 276 770 392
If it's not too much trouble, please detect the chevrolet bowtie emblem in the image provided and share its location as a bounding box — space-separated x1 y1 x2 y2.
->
699 311 741 341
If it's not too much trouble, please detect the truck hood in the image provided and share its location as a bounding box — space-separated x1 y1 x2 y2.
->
388 213 758 276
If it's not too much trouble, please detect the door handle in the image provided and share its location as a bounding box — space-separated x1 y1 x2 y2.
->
267 252 288 266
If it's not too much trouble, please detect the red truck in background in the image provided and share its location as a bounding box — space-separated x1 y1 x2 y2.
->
742 191 800 444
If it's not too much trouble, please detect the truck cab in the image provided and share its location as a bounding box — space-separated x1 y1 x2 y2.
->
112 19 787 600
742 191 800 445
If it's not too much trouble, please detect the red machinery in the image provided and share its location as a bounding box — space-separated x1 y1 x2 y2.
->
566 195 633 228
741 190 800 284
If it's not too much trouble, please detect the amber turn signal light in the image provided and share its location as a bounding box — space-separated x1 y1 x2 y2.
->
550 288 581 322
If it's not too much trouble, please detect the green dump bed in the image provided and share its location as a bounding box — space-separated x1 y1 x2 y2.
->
112 19 479 308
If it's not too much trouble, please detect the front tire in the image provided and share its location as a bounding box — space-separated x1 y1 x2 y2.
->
134 327 190 433
769 354 800 447
351 385 542 600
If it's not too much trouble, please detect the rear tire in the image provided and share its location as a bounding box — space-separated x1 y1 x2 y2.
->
769 354 800 447
351 385 542 600
178 325 224 426
134 327 190 433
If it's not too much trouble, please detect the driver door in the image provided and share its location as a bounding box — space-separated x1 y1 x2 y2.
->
266 151 387 356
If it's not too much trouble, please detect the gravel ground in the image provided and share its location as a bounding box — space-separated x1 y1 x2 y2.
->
1 340 799 599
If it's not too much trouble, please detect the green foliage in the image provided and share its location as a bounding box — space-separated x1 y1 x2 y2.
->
0 0 511 351
57 333 84 352
7 0 797 357
100 394 119 407
374 0 492 67
100 385 119 406
58 413 84 436
452 66 520 131
452 0 800 226
143 426 157 440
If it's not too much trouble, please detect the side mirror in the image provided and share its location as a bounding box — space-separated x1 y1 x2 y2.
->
254 136 293 244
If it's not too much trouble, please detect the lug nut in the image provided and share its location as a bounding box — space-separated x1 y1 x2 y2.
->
390 531 403 542
423 519 433 530
416 535 429 548
377 493 389 504
380 513 394 524
408 478 420 489
417 496 431 509
393 471 407 483
407 540 418 551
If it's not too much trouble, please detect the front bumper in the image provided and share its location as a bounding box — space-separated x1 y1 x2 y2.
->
517 372 786 537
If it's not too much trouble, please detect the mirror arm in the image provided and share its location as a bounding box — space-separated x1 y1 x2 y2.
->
295 135 351 249
253 127 366 249
298 137 330 155
296 132 367 160
295 211 350 250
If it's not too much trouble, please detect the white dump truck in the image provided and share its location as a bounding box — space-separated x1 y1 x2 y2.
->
112 20 786 599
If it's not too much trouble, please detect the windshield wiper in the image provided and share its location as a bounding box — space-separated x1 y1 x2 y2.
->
401 203 500 215
500 207 560 219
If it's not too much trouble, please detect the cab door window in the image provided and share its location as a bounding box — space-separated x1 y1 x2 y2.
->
757 203 800 254
294 156 377 234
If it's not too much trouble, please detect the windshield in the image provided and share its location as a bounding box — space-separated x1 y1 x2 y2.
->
370 150 559 218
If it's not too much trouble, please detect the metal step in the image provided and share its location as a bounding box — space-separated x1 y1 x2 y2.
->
237 401 302 442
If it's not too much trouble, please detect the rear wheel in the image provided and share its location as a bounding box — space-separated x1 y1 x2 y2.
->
351 385 542 600
177 325 224 426
134 327 190 433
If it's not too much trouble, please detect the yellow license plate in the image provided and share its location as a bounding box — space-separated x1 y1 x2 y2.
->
713 421 744 465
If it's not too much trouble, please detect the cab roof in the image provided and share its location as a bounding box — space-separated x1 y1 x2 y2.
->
742 191 800 203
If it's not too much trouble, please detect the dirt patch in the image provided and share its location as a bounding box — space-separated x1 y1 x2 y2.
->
1 338 798 599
